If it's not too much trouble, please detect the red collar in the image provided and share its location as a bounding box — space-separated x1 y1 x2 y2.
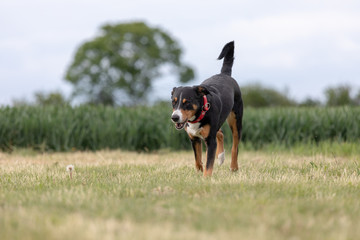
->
188 95 210 124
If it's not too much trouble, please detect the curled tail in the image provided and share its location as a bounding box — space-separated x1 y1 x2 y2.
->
217 41 234 76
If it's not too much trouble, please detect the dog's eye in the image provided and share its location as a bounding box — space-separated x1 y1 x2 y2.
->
183 101 193 110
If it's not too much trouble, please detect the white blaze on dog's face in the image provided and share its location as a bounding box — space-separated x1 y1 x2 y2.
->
171 87 199 130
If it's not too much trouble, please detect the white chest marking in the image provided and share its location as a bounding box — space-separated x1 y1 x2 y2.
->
186 122 203 139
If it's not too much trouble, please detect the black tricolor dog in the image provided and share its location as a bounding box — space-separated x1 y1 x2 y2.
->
171 41 243 177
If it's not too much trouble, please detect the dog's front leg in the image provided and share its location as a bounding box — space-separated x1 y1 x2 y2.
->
190 137 203 172
204 136 217 177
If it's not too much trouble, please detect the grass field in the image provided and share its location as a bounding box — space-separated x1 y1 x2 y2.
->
1 145 360 240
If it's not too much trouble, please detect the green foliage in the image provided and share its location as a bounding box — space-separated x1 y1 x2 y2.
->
241 83 296 107
355 90 360 105
12 91 69 107
34 91 69 106
240 107 360 149
240 83 360 107
0 105 359 152
298 97 321 107
0 105 189 152
324 85 358 106
65 21 194 105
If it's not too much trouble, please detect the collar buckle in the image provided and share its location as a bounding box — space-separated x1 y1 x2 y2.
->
202 102 210 111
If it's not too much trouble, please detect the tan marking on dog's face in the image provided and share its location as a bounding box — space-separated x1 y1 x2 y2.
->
180 109 196 121
178 103 198 122
182 98 187 104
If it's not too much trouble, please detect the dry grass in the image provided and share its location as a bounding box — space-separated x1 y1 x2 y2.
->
1 149 360 240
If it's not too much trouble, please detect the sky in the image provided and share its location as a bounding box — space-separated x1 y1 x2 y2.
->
1 0 360 105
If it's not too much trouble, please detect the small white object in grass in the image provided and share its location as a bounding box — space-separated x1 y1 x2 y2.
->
66 164 75 179
66 164 75 172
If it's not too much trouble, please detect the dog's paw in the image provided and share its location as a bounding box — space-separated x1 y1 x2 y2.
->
218 152 225 166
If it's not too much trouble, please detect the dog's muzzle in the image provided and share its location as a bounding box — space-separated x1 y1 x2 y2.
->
171 112 186 130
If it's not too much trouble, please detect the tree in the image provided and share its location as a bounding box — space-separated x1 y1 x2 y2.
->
299 97 321 107
34 91 69 106
65 21 195 105
241 83 296 108
324 85 354 106
355 90 360 106
12 91 69 107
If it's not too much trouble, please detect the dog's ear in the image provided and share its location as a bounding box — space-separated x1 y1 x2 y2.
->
194 86 209 96
171 87 177 97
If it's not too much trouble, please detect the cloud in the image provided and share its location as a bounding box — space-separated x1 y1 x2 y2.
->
1 0 360 104
223 11 360 69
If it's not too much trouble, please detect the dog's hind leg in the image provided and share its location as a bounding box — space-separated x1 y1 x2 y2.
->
216 129 225 166
227 111 242 171
190 137 203 172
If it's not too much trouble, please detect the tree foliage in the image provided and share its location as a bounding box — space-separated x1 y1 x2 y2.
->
324 85 357 106
65 22 195 105
241 83 296 108
299 97 321 107
34 91 69 106
12 91 69 107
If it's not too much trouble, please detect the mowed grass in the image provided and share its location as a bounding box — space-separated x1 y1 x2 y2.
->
1 147 360 240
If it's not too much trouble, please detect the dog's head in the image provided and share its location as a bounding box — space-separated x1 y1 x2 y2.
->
170 86 209 130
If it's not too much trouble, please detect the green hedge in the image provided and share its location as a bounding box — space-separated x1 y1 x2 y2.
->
0 105 359 152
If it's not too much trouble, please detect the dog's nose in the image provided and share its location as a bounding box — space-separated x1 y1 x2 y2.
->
171 114 180 122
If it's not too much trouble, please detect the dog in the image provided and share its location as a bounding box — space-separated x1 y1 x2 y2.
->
171 41 243 177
